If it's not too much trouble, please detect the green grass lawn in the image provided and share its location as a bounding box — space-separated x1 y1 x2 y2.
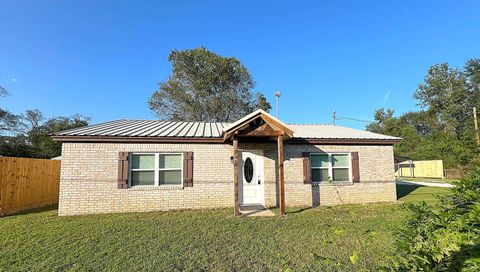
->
0 184 449 272
396 184 451 203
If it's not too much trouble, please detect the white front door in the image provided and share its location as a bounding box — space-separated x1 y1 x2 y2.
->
239 150 264 205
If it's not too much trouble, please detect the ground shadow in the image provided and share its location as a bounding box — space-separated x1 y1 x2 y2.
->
1 204 58 218
396 184 422 200
287 207 312 214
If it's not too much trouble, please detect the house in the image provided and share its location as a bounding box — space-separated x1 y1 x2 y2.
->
52 110 401 216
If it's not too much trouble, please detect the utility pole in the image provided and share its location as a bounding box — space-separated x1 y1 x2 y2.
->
274 91 281 118
332 111 336 126
474 107 480 146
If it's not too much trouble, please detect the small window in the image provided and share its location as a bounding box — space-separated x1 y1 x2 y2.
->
244 157 254 183
311 153 351 182
130 153 183 187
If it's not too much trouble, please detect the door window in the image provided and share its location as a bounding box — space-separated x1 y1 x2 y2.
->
244 157 254 183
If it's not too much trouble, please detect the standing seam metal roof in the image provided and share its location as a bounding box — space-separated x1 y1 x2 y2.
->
54 119 400 140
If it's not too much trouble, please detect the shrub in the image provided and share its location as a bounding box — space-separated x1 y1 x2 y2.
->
390 168 480 271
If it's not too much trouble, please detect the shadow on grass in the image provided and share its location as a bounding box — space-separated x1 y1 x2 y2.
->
287 207 312 215
396 184 422 200
1 204 58 218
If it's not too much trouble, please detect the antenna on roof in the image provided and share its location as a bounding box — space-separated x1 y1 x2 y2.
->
332 111 336 126
274 91 281 118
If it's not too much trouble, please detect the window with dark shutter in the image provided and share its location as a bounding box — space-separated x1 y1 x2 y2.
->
117 152 129 189
351 152 360 182
302 152 311 184
183 152 194 187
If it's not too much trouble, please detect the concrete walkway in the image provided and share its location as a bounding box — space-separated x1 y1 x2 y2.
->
239 205 275 217
396 180 455 188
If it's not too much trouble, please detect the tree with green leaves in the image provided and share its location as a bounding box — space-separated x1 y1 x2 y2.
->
367 59 480 168
414 63 473 137
0 106 89 158
22 112 90 158
149 47 272 122
0 87 20 135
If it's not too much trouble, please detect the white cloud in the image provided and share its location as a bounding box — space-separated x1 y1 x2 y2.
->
383 90 391 104
11 78 17 82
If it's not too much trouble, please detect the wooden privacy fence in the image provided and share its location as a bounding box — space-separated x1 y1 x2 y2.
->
0 157 60 216
444 168 466 179
395 160 444 179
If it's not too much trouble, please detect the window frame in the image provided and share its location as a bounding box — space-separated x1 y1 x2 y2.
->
310 152 352 183
128 152 184 187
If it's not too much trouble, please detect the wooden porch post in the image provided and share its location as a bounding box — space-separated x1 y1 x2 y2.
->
233 137 240 216
277 134 285 216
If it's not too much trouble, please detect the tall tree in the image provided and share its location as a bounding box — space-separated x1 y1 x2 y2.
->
0 109 89 158
149 47 272 122
26 114 90 158
414 63 471 136
367 59 480 168
365 108 394 134
0 87 20 135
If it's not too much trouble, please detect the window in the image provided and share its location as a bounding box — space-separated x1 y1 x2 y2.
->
311 153 351 182
130 153 183 186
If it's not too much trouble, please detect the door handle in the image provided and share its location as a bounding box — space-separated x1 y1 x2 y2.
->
258 176 261 185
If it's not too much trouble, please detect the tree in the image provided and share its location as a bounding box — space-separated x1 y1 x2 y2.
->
414 63 472 136
26 114 90 158
365 108 394 134
367 59 480 168
0 86 7 97
0 87 21 135
149 47 272 122
0 109 89 158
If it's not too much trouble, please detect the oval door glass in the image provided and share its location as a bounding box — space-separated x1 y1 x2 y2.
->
244 157 254 183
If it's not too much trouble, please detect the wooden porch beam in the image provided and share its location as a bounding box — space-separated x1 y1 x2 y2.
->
233 137 240 216
277 134 285 216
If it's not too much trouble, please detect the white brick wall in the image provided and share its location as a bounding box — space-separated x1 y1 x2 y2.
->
58 142 396 215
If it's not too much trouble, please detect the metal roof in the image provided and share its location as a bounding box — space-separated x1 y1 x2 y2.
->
54 120 227 138
54 119 400 140
288 124 401 140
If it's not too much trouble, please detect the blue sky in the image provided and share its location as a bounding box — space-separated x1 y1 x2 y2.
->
1 0 479 129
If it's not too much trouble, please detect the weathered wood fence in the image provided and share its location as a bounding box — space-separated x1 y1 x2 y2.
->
395 160 444 179
0 157 60 216
444 168 466 179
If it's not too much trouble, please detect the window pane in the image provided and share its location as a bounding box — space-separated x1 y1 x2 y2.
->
159 154 182 169
131 154 155 169
131 171 155 186
311 154 329 168
332 154 349 167
333 169 349 181
159 170 182 185
312 169 330 182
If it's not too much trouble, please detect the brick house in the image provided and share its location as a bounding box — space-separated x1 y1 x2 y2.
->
52 110 401 216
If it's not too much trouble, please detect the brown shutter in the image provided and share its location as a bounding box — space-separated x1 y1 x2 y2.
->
302 152 311 184
117 152 129 189
351 152 360 182
183 152 194 187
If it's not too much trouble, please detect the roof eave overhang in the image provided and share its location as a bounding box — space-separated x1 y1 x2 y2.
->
286 138 402 145
51 135 225 143
52 135 401 145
